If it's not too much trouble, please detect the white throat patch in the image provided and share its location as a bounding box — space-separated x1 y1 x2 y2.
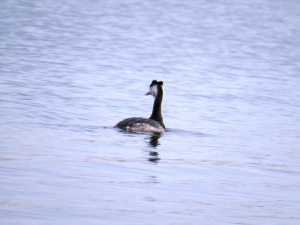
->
149 85 158 97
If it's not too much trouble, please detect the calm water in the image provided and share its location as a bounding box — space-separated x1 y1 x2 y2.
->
1 0 300 224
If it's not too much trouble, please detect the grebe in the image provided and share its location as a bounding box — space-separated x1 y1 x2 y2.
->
114 80 165 132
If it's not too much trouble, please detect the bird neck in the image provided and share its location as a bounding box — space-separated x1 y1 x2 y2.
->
149 85 165 128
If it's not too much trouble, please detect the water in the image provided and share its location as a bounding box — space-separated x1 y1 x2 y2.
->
1 0 300 224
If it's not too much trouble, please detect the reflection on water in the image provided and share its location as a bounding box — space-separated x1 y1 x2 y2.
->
147 133 162 148
114 128 162 162
147 133 162 162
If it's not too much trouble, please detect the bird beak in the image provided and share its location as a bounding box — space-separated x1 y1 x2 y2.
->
145 91 151 95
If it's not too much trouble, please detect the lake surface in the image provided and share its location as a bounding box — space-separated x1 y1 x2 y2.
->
1 0 300 224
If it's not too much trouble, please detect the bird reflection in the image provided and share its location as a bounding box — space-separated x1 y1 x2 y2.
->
148 132 161 148
147 132 162 162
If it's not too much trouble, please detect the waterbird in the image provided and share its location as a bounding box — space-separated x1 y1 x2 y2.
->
114 80 165 132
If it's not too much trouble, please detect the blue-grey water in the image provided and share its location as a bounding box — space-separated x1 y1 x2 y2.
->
1 0 300 224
